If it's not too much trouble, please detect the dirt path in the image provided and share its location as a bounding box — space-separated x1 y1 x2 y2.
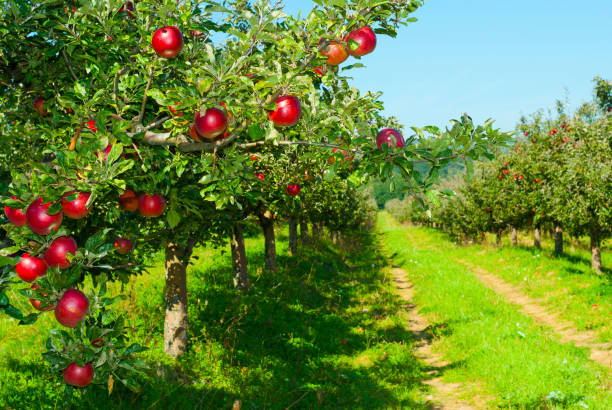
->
458 259 612 370
391 268 483 410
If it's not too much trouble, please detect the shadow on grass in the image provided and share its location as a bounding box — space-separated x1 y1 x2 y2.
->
2 229 466 409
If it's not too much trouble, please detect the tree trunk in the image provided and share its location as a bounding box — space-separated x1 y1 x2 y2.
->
231 225 250 291
496 230 502 247
312 222 322 237
288 217 298 256
164 240 194 357
590 227 603 275
510 227 518 246
554 225 563 256
479 232 486 244
534 227 541 249
258 211 277 273
300 219 310 246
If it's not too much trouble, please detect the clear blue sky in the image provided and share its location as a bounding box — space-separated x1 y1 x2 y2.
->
283 0 612 132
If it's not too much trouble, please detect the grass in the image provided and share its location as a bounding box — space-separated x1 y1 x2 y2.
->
0 226 432 409
379 213 612 409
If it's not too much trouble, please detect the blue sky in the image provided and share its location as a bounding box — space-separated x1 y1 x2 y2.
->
282 0 612 132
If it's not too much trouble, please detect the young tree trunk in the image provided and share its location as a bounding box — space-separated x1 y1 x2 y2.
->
496 230 502 247
534 228 541 249
258 211 277 273
312 222 322 237
231 225 250 291
590 227 603 275
554 225 563 256
510 227 518 246
288 217 298 256
479 232 486 244
300 219 310 246
164 240 194 357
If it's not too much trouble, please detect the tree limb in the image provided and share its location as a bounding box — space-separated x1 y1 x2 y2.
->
61 48 79 82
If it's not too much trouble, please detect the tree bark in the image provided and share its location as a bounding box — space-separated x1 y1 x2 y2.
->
590 227 603 275
510 227 518 246
300 219 310 246
534 227 541 249
312 222 322 237
164 240 194 357
554 225 563 256
288 217 298 256
496 230 502 247
231 224 250 291
258 211 277 273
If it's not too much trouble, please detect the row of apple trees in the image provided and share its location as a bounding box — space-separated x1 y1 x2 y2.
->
404 78 612 274
0 0 509 396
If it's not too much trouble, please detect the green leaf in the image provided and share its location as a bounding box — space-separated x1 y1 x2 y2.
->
167 209 181 229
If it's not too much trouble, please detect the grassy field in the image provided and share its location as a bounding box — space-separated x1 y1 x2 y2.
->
379 213 612 409
0 227 433 409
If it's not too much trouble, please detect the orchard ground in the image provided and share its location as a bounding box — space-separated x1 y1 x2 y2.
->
1 215 611 409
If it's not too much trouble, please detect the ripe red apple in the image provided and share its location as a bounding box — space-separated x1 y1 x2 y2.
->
29 284 54 312
61 191 91 219
152 26 183 58
117 2 135 18
138 193 165 217
33 97 48 116
345 26 376 57
314 66 326 76
25 198 63 236
118 189 139 212
376 128 405 150
188 123 204 142
85 120 98 133
114 238 132 254
286 184 301 197
169 102 183 117
55 289 89 328
256 173 264 181
269 95 301 127
4 196 26 226
194 108 228 140
63 362 94 387
91 337 105 348
16 254 47 282
97 144 112 161
319 39 349 66
45 236 78 269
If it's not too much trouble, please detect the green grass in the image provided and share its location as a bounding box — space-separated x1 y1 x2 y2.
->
0 226 432 409
379 213 612 409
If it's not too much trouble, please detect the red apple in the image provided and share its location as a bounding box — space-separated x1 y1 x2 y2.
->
376 128 405 150
286 184 301 197
188 123 204 142
319 39 349 66
269 95 301 127
33 97 48 116
63 362 94 387
117 2 135 18
61 191 91 219
152 26 183 58
345 26 376 57
4 196 26 226
256 173 264 181
114 238 132 254
138 193 165 217
91 337 105 348
118 189 139 212
55 289 89 328
44 236 77 269
169 102 183 117
85 120 98 133
96 144 112 161
314 66 327 76
194 108 228 140
29 284 54 312
25 198 63 236
16 254 47 282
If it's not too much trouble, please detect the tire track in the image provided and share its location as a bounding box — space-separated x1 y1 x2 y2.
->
391 268 483 409
457 259 612 370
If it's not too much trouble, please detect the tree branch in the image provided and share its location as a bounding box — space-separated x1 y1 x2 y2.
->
138 67 154 122
114 67 129 113
61 48 79 82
